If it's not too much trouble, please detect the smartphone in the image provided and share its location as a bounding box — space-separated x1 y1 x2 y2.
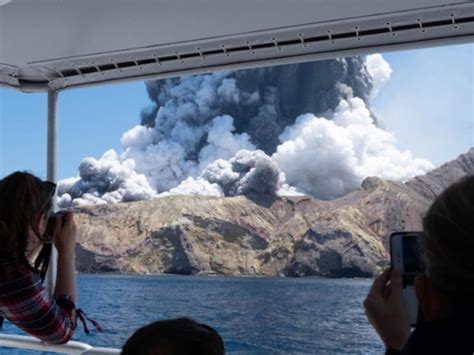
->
390 232 424 326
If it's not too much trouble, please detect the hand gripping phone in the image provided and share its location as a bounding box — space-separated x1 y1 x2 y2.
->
390 232 424 326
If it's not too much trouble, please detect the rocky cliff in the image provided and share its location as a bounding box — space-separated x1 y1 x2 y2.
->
406 148 474 200
74 149 473 277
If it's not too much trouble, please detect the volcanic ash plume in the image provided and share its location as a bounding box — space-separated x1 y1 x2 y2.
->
58 54 433 207
166 149 283 197
272 86 433 199
57 150 156 206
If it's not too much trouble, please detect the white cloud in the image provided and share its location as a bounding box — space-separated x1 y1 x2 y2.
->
272 95 434 199
365 54 392 99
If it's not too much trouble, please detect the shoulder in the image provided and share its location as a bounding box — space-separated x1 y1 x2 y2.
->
403 318 473 354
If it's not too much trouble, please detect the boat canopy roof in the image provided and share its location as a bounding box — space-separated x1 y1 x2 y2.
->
1 0 473 92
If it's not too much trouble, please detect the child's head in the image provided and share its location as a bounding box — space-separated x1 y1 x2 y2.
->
122 317 225 355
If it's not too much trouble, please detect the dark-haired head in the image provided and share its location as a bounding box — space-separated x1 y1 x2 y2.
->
421 175 474 312
122 317 225 355
0 171 55 268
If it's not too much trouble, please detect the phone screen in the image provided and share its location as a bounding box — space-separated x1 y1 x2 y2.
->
390 232 424 326
402 235 423 274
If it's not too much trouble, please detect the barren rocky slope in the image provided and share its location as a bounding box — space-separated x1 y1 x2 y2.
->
74 149 473 277
406 148 474 200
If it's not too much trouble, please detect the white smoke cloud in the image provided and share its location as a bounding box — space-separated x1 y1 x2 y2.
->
169 149 281 197
58 176 81 195
114 73 254 194
365 54 392 99
59 111 254 207
272 94 434 199
165 177 223 197
120 125 155 149
198 115 255 169
58 54 434 206
59 150 156 207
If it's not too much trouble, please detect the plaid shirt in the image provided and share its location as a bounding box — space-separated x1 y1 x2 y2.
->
0 260 75 344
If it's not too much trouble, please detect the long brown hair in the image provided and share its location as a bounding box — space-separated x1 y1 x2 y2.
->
422 175 474 306
0 171 55 269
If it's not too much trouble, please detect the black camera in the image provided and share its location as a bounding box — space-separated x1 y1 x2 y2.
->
44 211 66 242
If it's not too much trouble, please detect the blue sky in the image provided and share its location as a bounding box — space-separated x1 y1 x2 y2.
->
1 43 473 181
371 43 473 165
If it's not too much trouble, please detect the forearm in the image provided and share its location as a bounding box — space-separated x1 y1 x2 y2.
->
3 272 76 344
53 251 77 302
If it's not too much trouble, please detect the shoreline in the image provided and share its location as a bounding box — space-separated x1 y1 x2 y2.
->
76 271 375 280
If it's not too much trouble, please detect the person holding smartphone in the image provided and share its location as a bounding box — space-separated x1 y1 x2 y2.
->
364 175 474 354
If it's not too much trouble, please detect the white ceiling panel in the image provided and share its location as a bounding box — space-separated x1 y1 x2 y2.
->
1 0 473 92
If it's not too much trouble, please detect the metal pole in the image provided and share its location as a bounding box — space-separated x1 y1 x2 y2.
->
45 90 58 296
47 90 58 183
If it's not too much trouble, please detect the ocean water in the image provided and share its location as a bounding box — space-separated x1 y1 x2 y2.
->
1 275 384 354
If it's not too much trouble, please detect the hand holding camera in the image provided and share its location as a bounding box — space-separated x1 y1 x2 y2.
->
48 211 77 256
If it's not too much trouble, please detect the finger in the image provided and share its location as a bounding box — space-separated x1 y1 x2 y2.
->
382 282 391 299
62 212 74 226
63 211 73 221
53 215 62 235
390 268 403 296
368 268 391 297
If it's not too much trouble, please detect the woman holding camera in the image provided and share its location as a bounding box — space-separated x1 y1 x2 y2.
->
0 171 77 344
364 175 474 354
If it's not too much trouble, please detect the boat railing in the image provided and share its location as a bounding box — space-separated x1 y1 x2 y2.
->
0 333 121 354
